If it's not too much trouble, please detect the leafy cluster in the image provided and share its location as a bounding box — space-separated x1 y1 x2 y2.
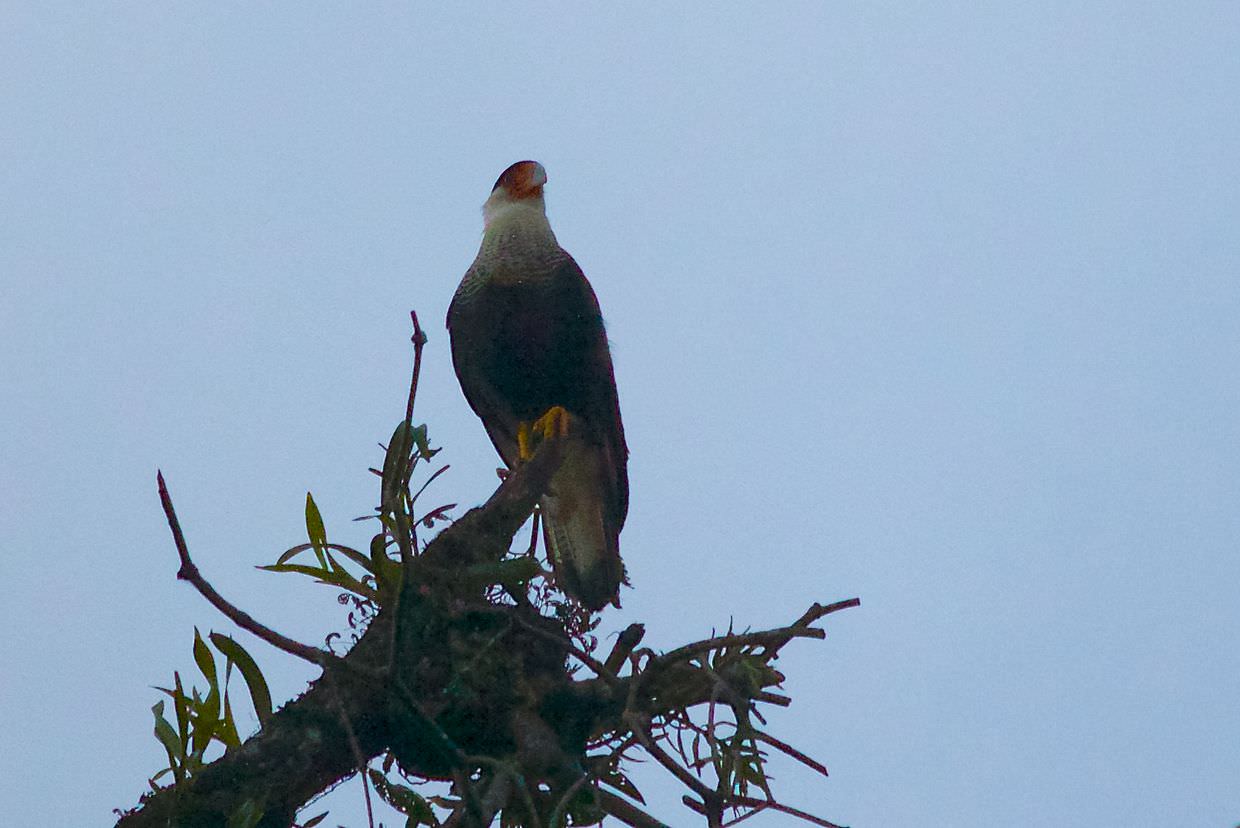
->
150 630 272 791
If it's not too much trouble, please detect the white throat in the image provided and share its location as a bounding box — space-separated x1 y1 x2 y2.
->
479 199 559 263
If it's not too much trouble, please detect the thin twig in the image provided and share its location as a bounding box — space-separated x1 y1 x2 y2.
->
405 310 426 425
390 311 428 671
720 800 765 826
649 597 859 673
751 691 792 708
157 471 330 667
766 599 861 653
729 795 847 828
410 463 451 507
624 712 719 807
682 795 720 825
753 731 829 778
655 629 820 669
596 790 673 828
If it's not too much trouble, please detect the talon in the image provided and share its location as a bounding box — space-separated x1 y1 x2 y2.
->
534 405 571 441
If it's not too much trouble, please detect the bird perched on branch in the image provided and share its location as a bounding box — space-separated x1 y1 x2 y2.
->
447 161 629 610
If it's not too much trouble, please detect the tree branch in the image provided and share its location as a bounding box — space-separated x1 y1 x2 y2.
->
133 413 854 827
157 470 331 667
121 443 567 828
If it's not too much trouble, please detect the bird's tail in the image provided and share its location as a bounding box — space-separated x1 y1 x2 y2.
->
540 440 625 611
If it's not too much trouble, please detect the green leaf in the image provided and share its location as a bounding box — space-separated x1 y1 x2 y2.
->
370 532 389 565
218 693 241 750
191 629 222 731
210 633 273 726
173 671 190 754
275 543 312 566
257 562 378 600
189 711 218 765
271 541 369 571
369 532 400 597
151 701 183 781
258 561 329 577
411 423 439 461
305 492 328 567
192 628 218 688
198 679 222 731
382 421 414 505
369 769 436 823
325 543 376 574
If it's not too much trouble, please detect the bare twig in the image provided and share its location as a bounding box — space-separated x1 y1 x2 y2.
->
410 463 451 507
597 790 673 828
646 598 859 676
751 691 792 708
769 599 861 652
394 311 429 566
720 802 765 826
605 623 646 675
157 471 330 667
753 731 829 778
728 795 847 828
655 629 813 670
624 713 719 809
405 310 426 425
390 311 429 670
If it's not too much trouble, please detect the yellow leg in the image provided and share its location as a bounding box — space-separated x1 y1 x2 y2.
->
533 405 571 440
517 407 572 462
517 421 534 461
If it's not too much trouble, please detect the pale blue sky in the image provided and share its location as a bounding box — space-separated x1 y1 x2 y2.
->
3 4 1239 826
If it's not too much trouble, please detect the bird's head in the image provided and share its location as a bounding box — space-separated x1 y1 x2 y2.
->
492 160 547 200
483 160 548 228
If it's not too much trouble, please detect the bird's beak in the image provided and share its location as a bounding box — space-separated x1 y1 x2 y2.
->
529 163 548 189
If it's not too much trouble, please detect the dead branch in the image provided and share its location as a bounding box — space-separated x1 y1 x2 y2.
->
157 470 331 667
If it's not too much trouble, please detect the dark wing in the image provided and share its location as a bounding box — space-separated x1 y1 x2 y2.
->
548 255 628 534
447 255 629 608
446 262 523 466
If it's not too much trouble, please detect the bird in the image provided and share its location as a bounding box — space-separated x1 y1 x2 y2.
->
447 160 629 611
